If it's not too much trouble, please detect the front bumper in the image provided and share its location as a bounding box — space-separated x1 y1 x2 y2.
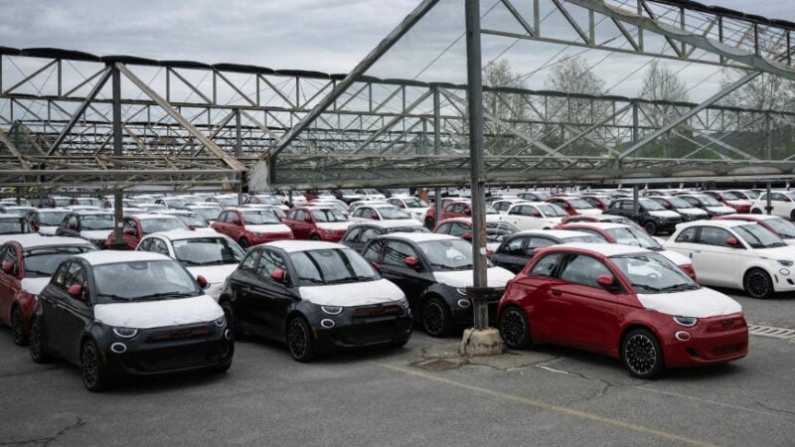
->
661 313 748 368
310 304 413 352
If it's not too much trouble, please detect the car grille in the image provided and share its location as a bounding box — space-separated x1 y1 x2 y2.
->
338 320 409 346
147 324 212 343
706 317 745 333
126 343 226 373
353 304 403 319
712 343 745 356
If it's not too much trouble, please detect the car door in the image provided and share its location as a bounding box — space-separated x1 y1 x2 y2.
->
211 211 233 238
40 261 91 362
363 239 432 313
0 245 20 323
286 209 311 239
492 235 530 273
250 248 297 339
121 218 140 250
543 254 619 354
688 226 742 288
226 250 265 335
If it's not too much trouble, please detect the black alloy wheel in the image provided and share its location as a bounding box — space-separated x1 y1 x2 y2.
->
11 306 28 346
643 221 658 236
744 268 774 299
286 318 315 362
81 339 110 392
238 238 250 250
424 217 435 229
498 307 531 349
422 297 452 337
28 318 51 363
621 328 663 379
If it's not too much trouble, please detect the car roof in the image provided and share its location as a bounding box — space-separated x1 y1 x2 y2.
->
142 229 231 241
349 220 423 229
550 242 650 257
677 220 749 230
513 229 597 238
0 214 25 220
264 240 347 252
561 222 627 230
75 250 171 265
376 232 459 243
4 234 96 249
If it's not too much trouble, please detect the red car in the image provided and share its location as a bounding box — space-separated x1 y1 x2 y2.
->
701 190 752 213
105 214 188 250
0 234 96 345
282 206 351 242
546 197 603 216
211 208 293 249
497 243 748 378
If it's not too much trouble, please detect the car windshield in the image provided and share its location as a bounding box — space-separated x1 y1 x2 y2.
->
216 196 239 207
255 196 281 206
402 197 428 208
51 198 71 207
698 196 722 206
606 226 662 250
80 214 114 230
484 204 499 215
568 199 596 209
164 198 187 208
718 191 739 200
384 226 430 234
241 210 281 224
23 246 96 277
640 199 665 211
311 208 348 222
94 260 200 302
485 222 518 243
663 197 691 209
564 234 607 243
735 224 788 248
536 203 568 217
140 218 188 234
378 207 412 220
190 207 221 221
290 248 379 285
173 237 246 266
763 218 795 239
0 218 33 234
176 215 208 228
38 211 69 226
418 238 474 271
610 253 697 294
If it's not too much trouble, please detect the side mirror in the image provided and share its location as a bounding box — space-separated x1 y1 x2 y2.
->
67 284 83 298
271 268 287 282
532 211 541 217
462 232 473 241
726 237 740 247
370 261 380 272
196 275 209 289
464 209 472 216
232 218 241 225
371 213 379 220
405 256 419 269
596 274 615 289
124 228 137 236
304 216 312 223
68 222 77 230
1 261 13 274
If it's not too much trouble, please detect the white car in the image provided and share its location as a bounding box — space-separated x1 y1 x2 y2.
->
386 196 430 222
136 230 246 301
749 191 795 220
350 203 413 222
496 202 569 231
355 189 386 201
26 208 71 236
664 219 795 299
490 198 529 214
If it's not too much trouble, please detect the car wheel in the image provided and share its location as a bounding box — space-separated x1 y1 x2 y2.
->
238 238 249 250
220 301 242 339
498 306 531 349
424 217 435 229
10 305 28 346
28 318 51 363
621 328 663 379
643 221 657 236
744 268 774 299
422 297 452 337
310 233 321 241
751 208 762 214
286 317 315 362
81 339 110 392
791 210 795 221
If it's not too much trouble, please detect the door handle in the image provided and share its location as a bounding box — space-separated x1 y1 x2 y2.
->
551 291 561 296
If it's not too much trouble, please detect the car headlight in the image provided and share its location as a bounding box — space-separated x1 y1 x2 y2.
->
456 287 467 296
321 305 343 315
325 229 334 235
113 327 139 338
214 316 226 327
673 316 698 327
778 260 793 267
252 232 263 237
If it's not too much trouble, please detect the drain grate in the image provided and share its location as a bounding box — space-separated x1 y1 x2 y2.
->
748 325 795 340
415 358 460 372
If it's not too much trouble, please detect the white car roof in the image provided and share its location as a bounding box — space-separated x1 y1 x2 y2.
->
75 250 172 265
377 232 459 243
265 240 348 253
141 229 233 242
555 242 651 257
514 229 598 239
676 220 748 230
5 234 96 249
349 220 423 229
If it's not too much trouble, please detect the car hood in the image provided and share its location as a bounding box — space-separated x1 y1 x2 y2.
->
38 226 58 236
247 224 291 234
315 222 352 231
577 209 603 216
648 210 681 219
80 230 112 241
637 287 742 318
94 295 223 329
677 208 708 216
299 278 404 306
186 264 238 284
750 245 795 259
659 249 691 266
705 205 736 214
433 267 515 288
21 277 51 295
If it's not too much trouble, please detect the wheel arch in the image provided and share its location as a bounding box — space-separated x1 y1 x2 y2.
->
618 323 666 365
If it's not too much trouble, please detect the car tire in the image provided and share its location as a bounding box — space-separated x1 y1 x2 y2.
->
643 221 657 236
751 208 762 214
238 238 249 250
81 339 111 392
498 306 531 349
310 233 321 241
621 328 663 379
424 217 435 229
422 297 452 337
10 305 28 346
28 318 51 363
286 317 315 362
744 268 774 299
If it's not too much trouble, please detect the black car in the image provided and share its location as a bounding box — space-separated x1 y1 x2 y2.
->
28 251 233 392
341 221 429 253
646 196 709 222
54 210 115 247
490 229 604 273
361 233 515 337
219 240 412 362
603 198 682 235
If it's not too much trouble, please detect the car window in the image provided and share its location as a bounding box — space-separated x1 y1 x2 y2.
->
64 262 87 292
239 250 261 272
343 227 362 243
501 237 525 256
362 239 384 262
528 253 561 277
1 246 18 276
360 227 381 243
675 227 698 243
382 241 418 267
698 227 733 247
559 255 611 288
256 250 287 278
526 237 554 255
449 222 469 237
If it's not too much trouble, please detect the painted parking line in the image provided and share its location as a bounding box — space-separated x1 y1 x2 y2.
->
380 363 719 447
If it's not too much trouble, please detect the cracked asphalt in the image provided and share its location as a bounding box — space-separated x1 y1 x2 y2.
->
1 291 794 446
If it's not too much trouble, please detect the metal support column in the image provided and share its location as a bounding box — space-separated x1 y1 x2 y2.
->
111 64 125 249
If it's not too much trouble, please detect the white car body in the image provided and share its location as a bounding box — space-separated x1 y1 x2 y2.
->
750 191 795 220
496 202 567 231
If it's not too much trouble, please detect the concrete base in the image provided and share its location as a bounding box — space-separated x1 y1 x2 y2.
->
460 328 503 356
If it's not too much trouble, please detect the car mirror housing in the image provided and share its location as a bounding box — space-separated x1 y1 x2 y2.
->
67 284 83 298
271 269 287 282
196 275 209 289
596 274 615 289
1 261 13 274
405 256 419 269
726 237 740 247
232 218 241 225
462 233 473 241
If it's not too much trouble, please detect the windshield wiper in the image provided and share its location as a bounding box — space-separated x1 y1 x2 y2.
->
326 276 375 284
140 292 196 300
97 293 133 301
629 282 663 292
298 277 326 284
428 262 453 271
454 263 474 270
661 283 699 292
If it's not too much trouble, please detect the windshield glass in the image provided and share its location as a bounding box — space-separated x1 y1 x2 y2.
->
164 198 187 208
190 207 221 221
735 224 787 248
486 222 518 243
568 199 595 209
764 218 795 239
418 238 474 271
38 211 69 226
606 226 662 249
216 196 239 207
611 253 697 294
698 196 722 206
23 246 96 277
663 197 691 209
378 207 412 220
565 234 607 243
80 214 114 230
241 210 281 225
402 197 428 208
173 237 245 266
290 248 378 285
719 192 739 200
640 199 665 211
537 203 568 217
94 260 200 302
140 218 188 234
311 208 348 223
176 215 208 228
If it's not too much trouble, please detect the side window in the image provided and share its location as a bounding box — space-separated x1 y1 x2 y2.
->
352 208 367 218
362 239 384 262
435 223 451 235
675 227 698 243
217 212 230 223
67 215 79 229
1 246 18 276
343 227 362 242
382 241 418 266
525 237 554 256
449 223 469 237
559 255 611 288
360 228 381 243
239 250 261 272
64 262 87 290
698 227 734 247
256 250 287 278
292 210 307 222
123 218 137 232
501 237 525 256
137 239 152 251
528 253 562 277
52 262 71 288
152 239 170 255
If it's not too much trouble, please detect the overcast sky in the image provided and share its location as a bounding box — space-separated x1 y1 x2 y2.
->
0 0 791 99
